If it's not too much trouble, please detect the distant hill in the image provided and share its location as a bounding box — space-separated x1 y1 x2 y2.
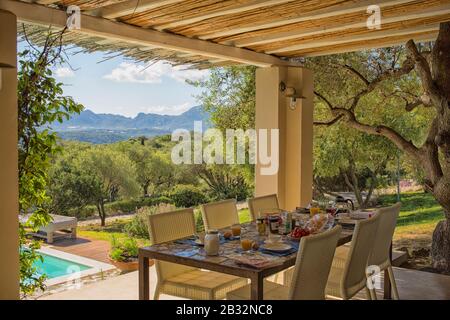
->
52 106 210 144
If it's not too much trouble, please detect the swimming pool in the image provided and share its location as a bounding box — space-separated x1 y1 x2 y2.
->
34 247 116 286
34 253 92 279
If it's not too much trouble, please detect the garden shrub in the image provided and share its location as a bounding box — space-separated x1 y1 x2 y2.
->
169 185 207 208
65 196 175 219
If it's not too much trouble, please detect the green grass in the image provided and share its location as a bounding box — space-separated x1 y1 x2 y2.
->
78 219 150 246
378 191 444 244
378 192 444 227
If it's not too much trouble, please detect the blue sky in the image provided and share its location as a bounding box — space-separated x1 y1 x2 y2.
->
19 43 208 117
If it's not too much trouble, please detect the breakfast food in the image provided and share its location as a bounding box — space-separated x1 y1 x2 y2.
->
289 227 310 241
251 241 259 250
223 231 232 239
231 224 241 237
306 214 328 233
241 239 253 251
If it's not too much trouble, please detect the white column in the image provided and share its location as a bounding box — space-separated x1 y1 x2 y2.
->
0 9 20 299
255 66 314 210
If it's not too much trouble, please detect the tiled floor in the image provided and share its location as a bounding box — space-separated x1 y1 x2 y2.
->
39 266 450 300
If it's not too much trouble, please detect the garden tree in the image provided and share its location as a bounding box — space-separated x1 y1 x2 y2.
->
74 147 139 226
314 124 396 208
311 22 450 272
190 66 257 188
48 141 97 216
190 66 256 131
116 142 194 196
18 29 83 296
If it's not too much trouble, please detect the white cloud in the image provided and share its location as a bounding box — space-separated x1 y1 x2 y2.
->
143 102 193 115
54 67 75 78
103 61 208 84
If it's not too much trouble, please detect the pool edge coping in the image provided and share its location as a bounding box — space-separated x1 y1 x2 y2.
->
38 247 116 287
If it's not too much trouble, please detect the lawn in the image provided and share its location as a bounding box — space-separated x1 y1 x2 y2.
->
78 219 150 246
378 191 444 248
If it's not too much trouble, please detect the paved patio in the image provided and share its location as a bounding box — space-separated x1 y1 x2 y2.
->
38 266 450 300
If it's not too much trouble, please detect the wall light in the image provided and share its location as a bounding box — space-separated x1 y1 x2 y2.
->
279 81 305 110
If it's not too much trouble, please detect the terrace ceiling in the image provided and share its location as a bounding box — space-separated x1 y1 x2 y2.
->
1 0 450 68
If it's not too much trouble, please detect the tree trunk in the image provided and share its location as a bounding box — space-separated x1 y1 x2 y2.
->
362 175 376 209
412 22 450 273
342 161 364 208
96 202 106 227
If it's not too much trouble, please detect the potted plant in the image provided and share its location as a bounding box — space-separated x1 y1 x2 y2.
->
109 236 151 272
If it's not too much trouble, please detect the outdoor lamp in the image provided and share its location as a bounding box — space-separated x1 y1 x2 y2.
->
279 81 305 110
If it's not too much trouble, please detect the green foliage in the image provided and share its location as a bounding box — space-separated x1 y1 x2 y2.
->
169 184 208 208
378 192 443 227
194 165 251 201
124 206 155 239
75 147 139 225
190 66 256 131
17 32 83 296
109 235 139 262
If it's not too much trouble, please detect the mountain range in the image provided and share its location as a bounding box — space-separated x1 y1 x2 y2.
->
52 106 210 144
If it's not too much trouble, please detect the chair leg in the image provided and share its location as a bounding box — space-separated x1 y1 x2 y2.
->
369 287 377 300
387 266 400 300
364 287 372 300
153 285 160 300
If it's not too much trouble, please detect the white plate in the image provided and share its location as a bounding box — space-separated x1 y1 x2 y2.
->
195 239 204 246
261 242 292 252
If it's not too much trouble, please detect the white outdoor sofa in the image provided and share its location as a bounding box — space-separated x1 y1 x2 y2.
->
20 214 77 243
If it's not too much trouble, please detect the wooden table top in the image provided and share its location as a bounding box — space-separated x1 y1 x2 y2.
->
139 222 354 279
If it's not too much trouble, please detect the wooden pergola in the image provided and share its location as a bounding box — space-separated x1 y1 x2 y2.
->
0 0 449 67
0 0 449 299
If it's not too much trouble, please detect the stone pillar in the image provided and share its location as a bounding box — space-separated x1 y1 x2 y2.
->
255 66 314 210
0 10 20 299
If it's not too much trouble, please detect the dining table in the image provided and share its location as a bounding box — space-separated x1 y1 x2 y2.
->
138 221 356 300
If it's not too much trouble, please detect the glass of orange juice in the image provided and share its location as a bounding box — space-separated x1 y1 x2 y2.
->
241 239 253 252
310 207 321 217
231 224 241 237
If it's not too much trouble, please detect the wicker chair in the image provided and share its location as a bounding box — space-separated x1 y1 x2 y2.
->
325 212 381 300
367 202 401 299
201 199 240 231
148 208 247 300
226 225 342 300
329 203 401 300
247 194 279 221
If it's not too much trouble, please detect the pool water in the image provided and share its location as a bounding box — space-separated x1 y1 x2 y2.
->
34 253 92 279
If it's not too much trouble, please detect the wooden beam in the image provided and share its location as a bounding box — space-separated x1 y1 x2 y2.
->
0 0 295 67
34 0 60 4
154 0 294 31
232 4 450 47
266 24 440 54
90 0 185 20
294 31 437 57
200 0 417 40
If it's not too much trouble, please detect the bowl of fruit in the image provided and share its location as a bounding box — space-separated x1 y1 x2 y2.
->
287 226 310 242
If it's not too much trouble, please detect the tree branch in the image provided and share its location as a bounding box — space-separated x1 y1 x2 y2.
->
314 114 343 126
406 39 445 107
342 64 370 86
